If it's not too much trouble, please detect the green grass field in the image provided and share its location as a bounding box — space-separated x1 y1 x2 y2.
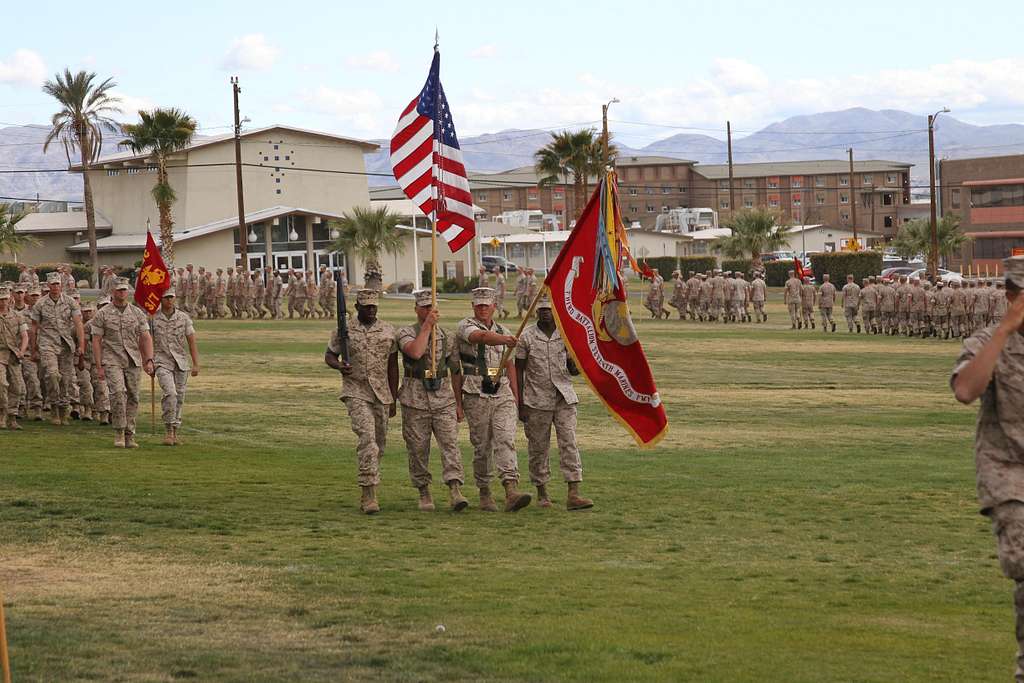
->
0 291 1010 682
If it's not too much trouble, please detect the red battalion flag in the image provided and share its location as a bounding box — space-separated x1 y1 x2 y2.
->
134 231 170 314
543 172 668 447
389 46 475 251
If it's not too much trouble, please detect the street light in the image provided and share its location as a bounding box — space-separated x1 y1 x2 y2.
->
602 98 619 169
928 106 951 279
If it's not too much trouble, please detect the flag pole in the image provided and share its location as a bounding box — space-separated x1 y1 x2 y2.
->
0 589 11 683
494 283 546 380
428 34 440 378
149 316 156 435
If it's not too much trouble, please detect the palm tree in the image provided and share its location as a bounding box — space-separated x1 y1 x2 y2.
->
119 108 198 266
891 215 971 268
712 208 792 269
327 206 404 290
535 129 616 221
0 205 40 259
42 69 121 287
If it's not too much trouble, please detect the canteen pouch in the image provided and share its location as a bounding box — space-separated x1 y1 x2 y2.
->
478 341 500 395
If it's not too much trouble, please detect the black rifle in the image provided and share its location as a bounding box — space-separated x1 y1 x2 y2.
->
335 271 350 364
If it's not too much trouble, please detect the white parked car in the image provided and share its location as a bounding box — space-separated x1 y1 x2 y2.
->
907 268 964 284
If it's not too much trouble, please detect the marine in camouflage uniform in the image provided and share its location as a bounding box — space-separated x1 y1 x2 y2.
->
841 274 861 333
750 272 767 323
799 276 816 330
514 270 530 319
395 290 468 512
975 279 992 332
709 270 726 322
87 297 112 424
494 269 509 319
993 281 1009 323
515 295 593 510
11 284 41 420
950 256 1024 682
932 280 952 339
860 277 878 334
698 273 712 321
457 287 532 513
908 277 927 337
74 303 96 421
153 289 200 446
668 270 686 319
878 279 897 335
685 271 701 321
0 286 29 430
784 270 802 329
92 277 155 448
949 280 967 339
30 272 85 425
818 274 836 332
324 289 398 514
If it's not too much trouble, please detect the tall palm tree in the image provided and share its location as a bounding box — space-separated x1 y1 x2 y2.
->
0 204 39 259
891 215 971 268
119 108 198 267
42 69 121 287
712 208 792 269
328 206 404 290
535 129 616 222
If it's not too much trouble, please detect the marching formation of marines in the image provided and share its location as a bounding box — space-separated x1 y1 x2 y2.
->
325 286 593 515
0 274 201 447
662 269 768 323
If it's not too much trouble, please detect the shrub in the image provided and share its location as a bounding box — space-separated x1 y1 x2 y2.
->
720 258 753 276
809 251 883 285
643 256 717 279
0 261 94 285
763 261 793 287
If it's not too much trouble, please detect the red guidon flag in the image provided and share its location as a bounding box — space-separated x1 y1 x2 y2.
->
134 230 170 314
543 172 667 447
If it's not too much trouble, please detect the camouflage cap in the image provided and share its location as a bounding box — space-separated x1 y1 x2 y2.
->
27 286 41 296
46 272 61 284
1004 255 1024 288
0 286 10 300
80 302 96 312
355 289 379 306
162 288 176 298
937 280 945 287
12 282 26 293
97 297 111 308
114 277 131 290
471 287 497 306
536 294 552 310
413 289 434 307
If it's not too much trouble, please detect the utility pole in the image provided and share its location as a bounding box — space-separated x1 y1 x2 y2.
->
232 76 248 268
928 108 950 278
727 121 736 217
848 148 857 246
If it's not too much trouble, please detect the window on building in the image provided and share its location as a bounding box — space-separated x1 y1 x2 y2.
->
285 155 290 161
840 193 849 204
951 188 961 209
791 177 803 188
862 174 873 185
629 206 638 214
274 144 279 150
840 176 849 186
769 198 780 208
678 186 687 192
974 236 1024 259
527 189 539 200
106 169 119 176
768 180 779 189
719 180 729 190
886 173 897 184
646 186 654 195
263 156 269 161
274 155 280 161
126 167 141 175
553 190 564 199
792 196 802 207
719 199 729 209
276 189 281 195
816 194 826 205
882 193 894 206
744 179 754 189
744 198 754 209
503 191 512 201
275 178 281 183
815 176 825 187
884 215 894 228
662 206 670 213
662 186 671 194
475 192 487 202
970 184 1024 208
629 188 638 196
840 212 850 221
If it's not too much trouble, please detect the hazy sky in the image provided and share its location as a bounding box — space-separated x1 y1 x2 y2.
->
3 0 1023 146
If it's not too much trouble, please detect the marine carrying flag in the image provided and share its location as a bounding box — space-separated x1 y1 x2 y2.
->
543 173 668 447
134 231 170 314
389 48 475 251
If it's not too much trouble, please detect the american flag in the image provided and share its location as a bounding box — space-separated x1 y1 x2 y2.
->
390 50 475 252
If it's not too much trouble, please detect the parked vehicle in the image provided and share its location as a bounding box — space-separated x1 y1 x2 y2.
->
906 268 963 284
482 255 517 273
880 266 918 281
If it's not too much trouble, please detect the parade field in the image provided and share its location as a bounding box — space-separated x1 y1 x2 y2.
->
0 293 1006 682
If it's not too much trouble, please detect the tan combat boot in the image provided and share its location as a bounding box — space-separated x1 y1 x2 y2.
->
82 407 92 421
163 426 175 446
536 484 552 508
31 407 42 421
60 406 71 426
478 486 498 512
100 411 111 425
114 430 126 448
502 480 532 512
0 411 6 430
448 482 469 512
124 431 139 449
50 406 63 426
360 486 380 514
172 427 182 445
566 482 594 511
7 414 23 431
418 485 435 512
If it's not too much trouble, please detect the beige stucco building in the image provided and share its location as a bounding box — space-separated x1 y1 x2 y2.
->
15 125 385 283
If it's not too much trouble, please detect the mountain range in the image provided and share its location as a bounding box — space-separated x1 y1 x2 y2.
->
4 108 1024 203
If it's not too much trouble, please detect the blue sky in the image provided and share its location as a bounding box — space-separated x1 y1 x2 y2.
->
3 0 1023 145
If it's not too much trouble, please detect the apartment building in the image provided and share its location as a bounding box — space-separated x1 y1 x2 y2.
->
939 154 1024 272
